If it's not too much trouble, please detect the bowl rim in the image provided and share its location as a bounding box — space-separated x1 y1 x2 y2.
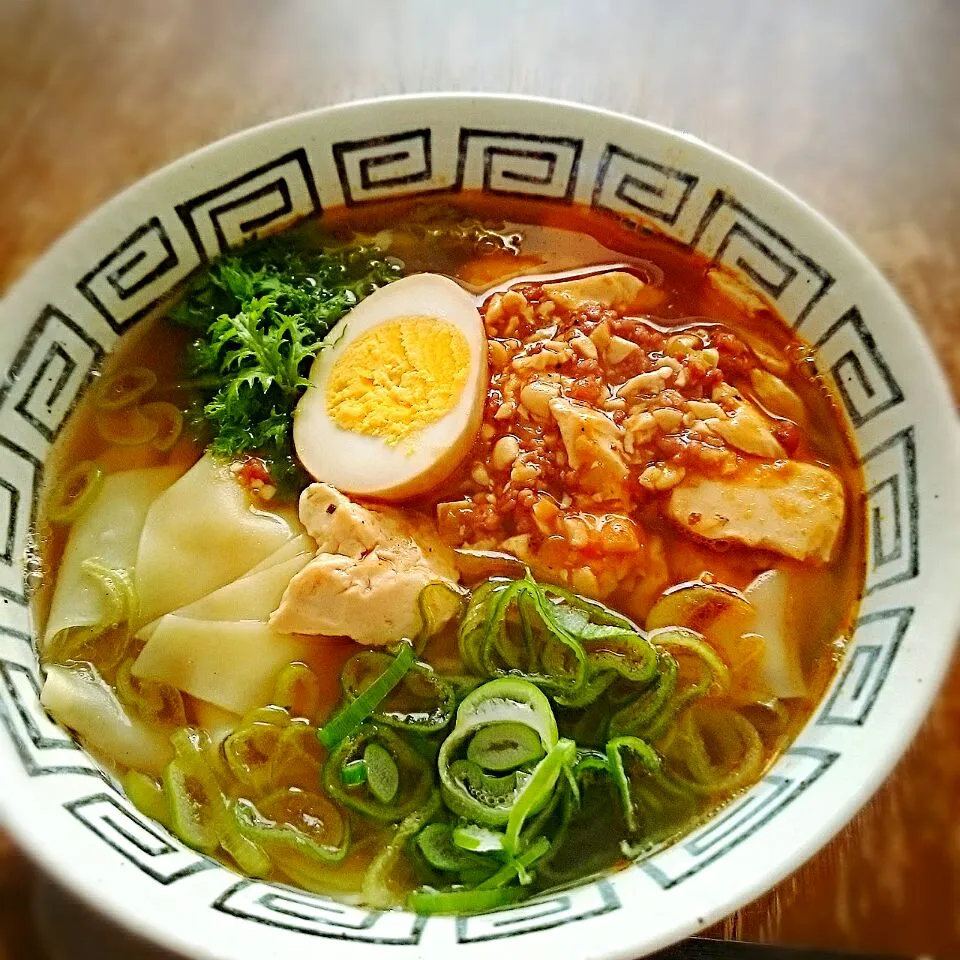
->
0 91 958 960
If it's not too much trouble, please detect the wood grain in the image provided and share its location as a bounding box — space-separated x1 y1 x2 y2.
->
1 0 958 956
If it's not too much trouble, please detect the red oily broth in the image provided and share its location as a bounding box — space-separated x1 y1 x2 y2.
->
323 193 865 704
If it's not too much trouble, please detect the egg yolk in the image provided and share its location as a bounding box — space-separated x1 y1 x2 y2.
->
325 316 470 445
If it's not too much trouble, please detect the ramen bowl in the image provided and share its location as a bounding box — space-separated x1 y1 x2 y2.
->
0 94 957 960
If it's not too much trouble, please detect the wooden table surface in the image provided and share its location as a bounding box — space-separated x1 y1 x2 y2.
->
1 1 958 957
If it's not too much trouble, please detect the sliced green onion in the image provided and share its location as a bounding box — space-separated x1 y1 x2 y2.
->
416 822 491 873
140 401 183 452
94 367 157 411
515 576 589 690
452 677 558 748
504 738 576 854
651 627 730 697
670 705 764 795
516 776 567 851
574 750 610 779
160 728 294 877
319 641 416 748
416 581 465 650
364 741 399 804
340 759 368 786
223 721 286 793
273 662 321 721
163 730 226 854
609 652 678 739
44 559 136 670
477 836 551 890
443 674 484 699
458 578 506 675
221 825 272 877
363 791 440 909
447 759 522 808
242 704 291 728
267 722 323 793
458 573 658 706
496 583 536 671
417 823 462 871
452 823 505 853
46 460 103 524
554 670 617 710
341 649 455 734
123 770 169 827
560 757 581 808
97 405 160 446
467 722 545 772
233 789 350 867
438 678 558 827
606 735 662 833
323 723 434 821
611 628 731 742
116 659 186 726
164 759 221 853
80 558 138 627
526 786 579 885
408 886 524 916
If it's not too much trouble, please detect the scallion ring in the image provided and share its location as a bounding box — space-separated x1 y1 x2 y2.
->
318 641 416 748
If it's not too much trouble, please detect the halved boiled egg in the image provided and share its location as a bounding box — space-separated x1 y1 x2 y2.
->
293 273 488 501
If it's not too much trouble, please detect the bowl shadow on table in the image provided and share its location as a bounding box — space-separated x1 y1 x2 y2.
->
655 938 914 959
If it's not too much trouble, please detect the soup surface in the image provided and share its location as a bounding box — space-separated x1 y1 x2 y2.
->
33 195 864 913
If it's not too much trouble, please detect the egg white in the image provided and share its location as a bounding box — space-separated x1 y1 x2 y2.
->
293 273 488 500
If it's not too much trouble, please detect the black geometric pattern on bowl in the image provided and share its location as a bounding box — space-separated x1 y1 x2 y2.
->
814 307 904 428
333 129 448 206
639 747 838 890
333 127 584 207
818 607 914 726
861 428 919 594
0 659 101 777
214 880 428 945
77 217 183 334
176 149 321 261
0 437 41 606
65 792 215 885
456 129 583 203
690 190 834 329
592 144 698 226
0 306 103 445
455 879 620 943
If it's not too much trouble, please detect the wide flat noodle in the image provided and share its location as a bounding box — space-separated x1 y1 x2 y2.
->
43 465 184 649
241 533 316 580
135 453 303 627
190 697 241 746
41 663 174 776
132 617 312 715
175 552 313 622
135 535 315 642
745 569 806 699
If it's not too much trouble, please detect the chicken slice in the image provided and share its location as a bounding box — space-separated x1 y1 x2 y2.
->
705 386 785 460
270 483 459 645
299 483 386 557
666 459 846 563
542 271 657 313
549 396 629 493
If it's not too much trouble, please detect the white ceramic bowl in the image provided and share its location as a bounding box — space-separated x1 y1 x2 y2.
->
0 94 957 960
